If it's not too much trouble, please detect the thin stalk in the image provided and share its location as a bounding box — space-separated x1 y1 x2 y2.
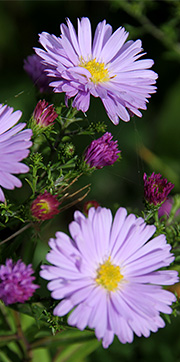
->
117 1 180 57
58 188 91 213
13 311 32 362
0 223 32 246
0 333 18 342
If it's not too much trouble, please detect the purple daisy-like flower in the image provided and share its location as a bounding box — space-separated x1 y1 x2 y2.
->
40 206 178 348
24 54 53 93
33 99 58 127
143 172 174 206
0 259 39 305
0 104 32 202
84 132 120 169
35 17 157 125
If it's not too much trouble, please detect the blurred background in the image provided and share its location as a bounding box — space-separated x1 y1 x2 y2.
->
0 1 180 361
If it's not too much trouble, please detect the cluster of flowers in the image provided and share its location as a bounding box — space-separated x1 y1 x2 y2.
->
0 17 179 349
0 202 178 347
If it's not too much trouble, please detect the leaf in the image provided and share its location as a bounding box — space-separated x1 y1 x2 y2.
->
54 339 100 362
0 351 11 362
163 313 171 324
32 348 51 362
0 346 22 362
11 303 35 318
25 178 33 192
0 334 18 346
175 256 180 263
31 329 96 349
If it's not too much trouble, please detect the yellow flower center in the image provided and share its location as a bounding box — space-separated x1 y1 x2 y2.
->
96 256 123 292
79 57 110 84
37 201 50 214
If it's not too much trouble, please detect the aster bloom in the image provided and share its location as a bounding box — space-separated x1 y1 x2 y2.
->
143 172 174 206
0 104 32 202
32 99 58 128
35 17 158 125
84 132 120 169
31 190 60 221
0 259 39 305
40 206 178 348
24 54 53 93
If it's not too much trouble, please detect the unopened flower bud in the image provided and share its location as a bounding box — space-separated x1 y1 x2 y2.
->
31 190 60 221
143 172 174 206
83 200 100 216
33 100 58 128
24 54 52 93
84 132 121 169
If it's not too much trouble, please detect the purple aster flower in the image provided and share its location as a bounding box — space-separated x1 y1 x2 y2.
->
35 17 158 125
143 172 174 206
84 132 120 169
0 104 32 202
24 54 53 93
0 259 39 305
33 99 58 127
40 206 178 348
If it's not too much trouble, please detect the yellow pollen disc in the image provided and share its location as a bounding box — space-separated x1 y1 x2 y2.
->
79 58 110 84
36 201 50 214
96 256 123 292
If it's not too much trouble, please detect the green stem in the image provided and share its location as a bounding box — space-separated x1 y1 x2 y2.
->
144 210 154 222
116 1 180 57
13 311 32 362
32 167 38 197
0 334 18 342
154 210 159 227
30 332 95 350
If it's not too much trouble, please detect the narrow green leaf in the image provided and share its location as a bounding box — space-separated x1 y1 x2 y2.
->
0 346 22 362
31 329 96 349
55 339 100 362
32 348 51 362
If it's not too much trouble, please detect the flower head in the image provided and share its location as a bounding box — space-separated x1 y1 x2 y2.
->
24 54 52 93
31 190 60 221
40 206 178 348
33 99 58 128
0 104 32 202
143 172 174 206
35 17 157 125
84 132 120 169
0 259 39 305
